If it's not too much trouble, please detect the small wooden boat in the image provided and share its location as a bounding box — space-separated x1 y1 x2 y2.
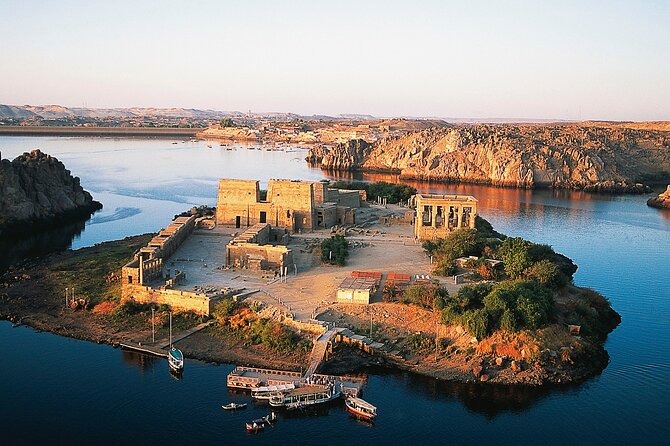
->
345 397 377 421
245 422 265 432
253 412 276 424
222 402 247 410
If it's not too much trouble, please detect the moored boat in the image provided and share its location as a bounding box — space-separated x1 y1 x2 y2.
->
269 384 340 410
345 397 377 421
222 402 247 410
245 422 264 432
168 347 184 372
167 312 184 373
251 383 296 400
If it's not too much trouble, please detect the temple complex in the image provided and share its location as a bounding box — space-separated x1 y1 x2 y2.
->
215 179 360 232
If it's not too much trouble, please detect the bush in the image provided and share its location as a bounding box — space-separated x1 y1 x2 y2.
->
321 235 348 266
460 309 490 340
523 259 568 289
497 237 534 278
433 259 457 276
406 333 435 352
213 298 238 324
432 229 484 261
402 284 449 310
453 283 493 309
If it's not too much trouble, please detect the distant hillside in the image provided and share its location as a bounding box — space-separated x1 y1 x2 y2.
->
0 104 241 120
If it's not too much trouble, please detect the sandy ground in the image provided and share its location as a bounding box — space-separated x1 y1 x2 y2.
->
156 205 463 321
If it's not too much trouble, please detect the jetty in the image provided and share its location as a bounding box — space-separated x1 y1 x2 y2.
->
120 320 212 358
227 365 365 398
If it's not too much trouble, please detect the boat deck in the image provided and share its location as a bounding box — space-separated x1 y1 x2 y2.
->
227 366 365 397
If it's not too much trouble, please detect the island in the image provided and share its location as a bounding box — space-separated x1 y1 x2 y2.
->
0 175 620 387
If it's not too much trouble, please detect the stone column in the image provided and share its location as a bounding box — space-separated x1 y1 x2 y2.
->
431 205 437 227
456 206 462 228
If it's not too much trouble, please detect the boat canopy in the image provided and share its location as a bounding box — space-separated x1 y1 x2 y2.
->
349 397 377 412
252 383 295 393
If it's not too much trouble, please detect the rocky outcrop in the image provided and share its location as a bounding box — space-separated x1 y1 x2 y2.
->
307 124 670 192
318 139 372 170
647 185 670 209
0 150 102 237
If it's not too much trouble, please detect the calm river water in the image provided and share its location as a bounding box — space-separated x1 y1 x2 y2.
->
1 136 669 445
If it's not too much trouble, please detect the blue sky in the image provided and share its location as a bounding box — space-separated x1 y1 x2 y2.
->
0 0 668 120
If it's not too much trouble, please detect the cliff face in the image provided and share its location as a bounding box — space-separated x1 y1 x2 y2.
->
308 125 670 192
647 185 670 209
0 150 102 236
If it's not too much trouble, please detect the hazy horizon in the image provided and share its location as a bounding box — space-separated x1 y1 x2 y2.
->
1 0 668 121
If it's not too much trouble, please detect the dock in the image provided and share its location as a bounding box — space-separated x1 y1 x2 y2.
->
120 320 212 357
227 365 365 397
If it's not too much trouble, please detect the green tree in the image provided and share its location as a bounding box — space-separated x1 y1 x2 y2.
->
498 237 534 278
402 284 449 309
321 235 349 266
523 259 568 289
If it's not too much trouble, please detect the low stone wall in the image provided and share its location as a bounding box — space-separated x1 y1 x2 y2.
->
226 242 293 271
122 283 219 315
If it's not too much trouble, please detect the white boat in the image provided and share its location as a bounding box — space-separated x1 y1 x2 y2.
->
167 312 184 372
251 383 296 400
269 384 340 409
345 397 377 421
222 402 247 410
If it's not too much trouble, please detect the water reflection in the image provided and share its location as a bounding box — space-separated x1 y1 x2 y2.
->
369 367 563 418
121 350 160 374
0 217 90 273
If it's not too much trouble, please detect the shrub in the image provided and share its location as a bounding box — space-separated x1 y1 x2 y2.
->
433 229 484 262
523 259 568 289
500 308 518 332
213 298 238 324
433 259 457 276
321 235 348 266
497 237 534 278
406 333 435 352
402 284 449 309
460 308 490 340
449 283 489 309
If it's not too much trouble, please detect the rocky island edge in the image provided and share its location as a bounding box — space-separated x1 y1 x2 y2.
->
0 149 102 238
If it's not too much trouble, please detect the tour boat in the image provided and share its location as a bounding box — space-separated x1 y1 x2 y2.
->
245 422 265 432
222 402 247 410
345 397 377 421
269 384 340 410
167 312 184 373
251 383 296 400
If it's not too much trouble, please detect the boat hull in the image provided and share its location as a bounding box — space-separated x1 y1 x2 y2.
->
345 403 376 421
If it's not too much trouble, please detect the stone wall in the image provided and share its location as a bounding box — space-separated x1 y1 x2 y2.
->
226 243 293 271
122 283 221 315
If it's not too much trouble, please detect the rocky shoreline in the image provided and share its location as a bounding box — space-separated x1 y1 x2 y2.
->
0 150 102 238
647 185 670 209
307 124 670 193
